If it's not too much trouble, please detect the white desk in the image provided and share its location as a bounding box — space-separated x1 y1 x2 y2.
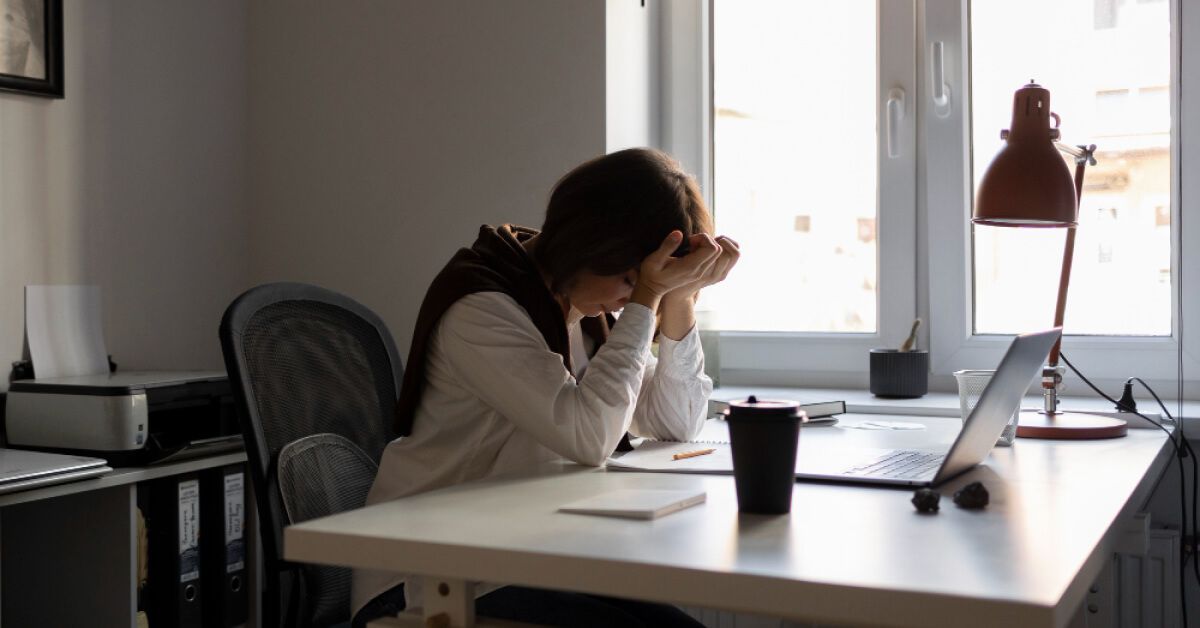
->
285 415 1172 628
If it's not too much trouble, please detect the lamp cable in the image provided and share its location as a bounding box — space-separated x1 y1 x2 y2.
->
1128 376 1200 588
1059 351 1194 627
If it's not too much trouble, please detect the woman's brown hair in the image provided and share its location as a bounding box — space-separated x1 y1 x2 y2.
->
532 148 714 293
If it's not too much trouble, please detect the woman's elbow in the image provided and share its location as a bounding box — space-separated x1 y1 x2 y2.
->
560 436 612 467
566 428 620 467
574 450 610 467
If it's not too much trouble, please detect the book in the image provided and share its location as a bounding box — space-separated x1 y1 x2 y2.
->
708 398 846 422
558 489 707 519
652 414 835 451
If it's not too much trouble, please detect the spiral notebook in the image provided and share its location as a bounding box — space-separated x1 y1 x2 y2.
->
607 420 729 475
607 441 733 474
661 419 732 445
609 414 840 474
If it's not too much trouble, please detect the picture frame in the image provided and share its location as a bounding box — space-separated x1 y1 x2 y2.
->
0 0 63 98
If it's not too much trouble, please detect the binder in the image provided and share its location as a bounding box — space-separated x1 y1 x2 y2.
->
144 473 204 628
202 464 248 627
135 501 149 619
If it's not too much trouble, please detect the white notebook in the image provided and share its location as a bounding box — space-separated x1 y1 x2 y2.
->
666 418 732 445
557 489 707 520
607 441 735 475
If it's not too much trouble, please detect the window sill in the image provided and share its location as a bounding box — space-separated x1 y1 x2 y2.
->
710 385 1200 434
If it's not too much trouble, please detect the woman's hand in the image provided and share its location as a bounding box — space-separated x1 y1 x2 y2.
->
629 231 722 311
654 234 739 340
662 234 740 306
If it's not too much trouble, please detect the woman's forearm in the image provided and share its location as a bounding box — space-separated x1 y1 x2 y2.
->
658 292 697 341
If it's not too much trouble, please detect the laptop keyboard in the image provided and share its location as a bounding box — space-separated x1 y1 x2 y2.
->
842 450 944 480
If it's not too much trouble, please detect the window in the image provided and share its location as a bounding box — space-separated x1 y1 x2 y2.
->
923 0 1193 385
1094 0 1121 29
709 1 879 333
970 0 1172 337
684 0 915 380
660 0 1197 387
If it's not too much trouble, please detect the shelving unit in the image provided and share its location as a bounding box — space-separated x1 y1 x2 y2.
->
0 452 260 628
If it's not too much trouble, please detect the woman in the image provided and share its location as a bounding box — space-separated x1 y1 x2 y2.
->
353 148 739 627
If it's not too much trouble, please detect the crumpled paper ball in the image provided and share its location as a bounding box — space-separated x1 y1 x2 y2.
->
911 488 941 513
953 481 989 509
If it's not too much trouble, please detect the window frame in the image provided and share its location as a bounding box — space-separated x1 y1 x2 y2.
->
662 0 918 385
660 0 1197 395
922 0 1197 394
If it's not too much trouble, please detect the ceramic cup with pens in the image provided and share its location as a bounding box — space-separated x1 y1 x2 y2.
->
723 396 806 514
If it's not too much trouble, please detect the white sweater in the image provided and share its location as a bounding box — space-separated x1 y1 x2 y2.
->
351 291 711 614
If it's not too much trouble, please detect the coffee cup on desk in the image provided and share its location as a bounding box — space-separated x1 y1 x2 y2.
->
724 396 806 514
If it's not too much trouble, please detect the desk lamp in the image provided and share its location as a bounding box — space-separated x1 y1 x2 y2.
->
973 82 1127 439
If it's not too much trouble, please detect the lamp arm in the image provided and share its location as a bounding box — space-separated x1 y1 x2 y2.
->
1054 142 1097 166
1046 143 1097 367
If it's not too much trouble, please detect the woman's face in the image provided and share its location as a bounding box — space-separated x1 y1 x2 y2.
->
564 269 639 317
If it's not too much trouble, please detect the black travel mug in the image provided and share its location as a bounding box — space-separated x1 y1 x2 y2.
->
724 396 805 514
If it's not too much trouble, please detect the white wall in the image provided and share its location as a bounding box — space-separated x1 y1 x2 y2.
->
0 0 249 387
247 1 608 357
0 0 645 383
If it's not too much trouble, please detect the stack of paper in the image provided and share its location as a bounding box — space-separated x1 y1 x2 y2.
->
25 285 110 378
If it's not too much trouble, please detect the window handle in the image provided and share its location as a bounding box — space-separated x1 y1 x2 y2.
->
886 88 906 158
931 41 952 117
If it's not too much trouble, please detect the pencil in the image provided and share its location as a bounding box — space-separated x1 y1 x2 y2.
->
672 448 716 461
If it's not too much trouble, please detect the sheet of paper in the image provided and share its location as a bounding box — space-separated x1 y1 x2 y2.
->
25 285 110 379
840 420 926 431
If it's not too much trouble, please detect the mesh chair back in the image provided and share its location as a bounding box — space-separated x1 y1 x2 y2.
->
219 282 403 628
278 434 378 627
235 300 396 465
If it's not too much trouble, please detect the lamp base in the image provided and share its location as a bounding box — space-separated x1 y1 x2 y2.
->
1015 410 1128 440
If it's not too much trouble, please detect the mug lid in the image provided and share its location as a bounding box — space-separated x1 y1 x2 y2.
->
725 395 806 420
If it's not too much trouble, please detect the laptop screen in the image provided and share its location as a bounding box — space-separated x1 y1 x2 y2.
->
932 328 1061 484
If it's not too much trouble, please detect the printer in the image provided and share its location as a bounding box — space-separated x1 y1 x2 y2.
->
5 371 243 466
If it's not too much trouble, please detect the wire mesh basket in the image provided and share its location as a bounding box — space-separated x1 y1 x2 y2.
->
953 369 1020 447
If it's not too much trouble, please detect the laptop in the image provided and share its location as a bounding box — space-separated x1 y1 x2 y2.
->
0 448 112 495
794 328 1061 487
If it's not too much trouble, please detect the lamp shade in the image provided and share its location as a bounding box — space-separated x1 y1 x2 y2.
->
974 83 1077 228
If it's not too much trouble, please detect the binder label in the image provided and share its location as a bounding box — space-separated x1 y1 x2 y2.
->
225 472 245 573
178 479 201 583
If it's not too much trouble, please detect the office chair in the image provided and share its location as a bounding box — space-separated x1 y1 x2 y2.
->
277 434 378 627
219 282 402 628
